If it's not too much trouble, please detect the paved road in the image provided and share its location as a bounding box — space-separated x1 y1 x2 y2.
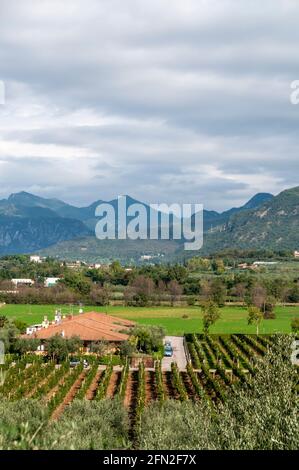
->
161 336 188 371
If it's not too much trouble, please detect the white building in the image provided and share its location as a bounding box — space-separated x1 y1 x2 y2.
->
26 324 42 335
140 255 153 261
294 251 299 259
88 263 102 269
253 261 278 266
44 277 61 288
30 255 42 263
11 278 34 287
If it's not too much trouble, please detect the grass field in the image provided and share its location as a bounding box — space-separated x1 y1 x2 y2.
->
1 303 298 334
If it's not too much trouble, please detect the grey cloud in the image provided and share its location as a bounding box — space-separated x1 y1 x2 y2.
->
0 0 298 210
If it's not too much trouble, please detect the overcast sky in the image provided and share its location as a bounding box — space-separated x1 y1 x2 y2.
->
0 0 298 211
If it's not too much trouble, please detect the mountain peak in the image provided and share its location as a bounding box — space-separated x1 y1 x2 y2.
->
8 191 38 201
242 192 274 210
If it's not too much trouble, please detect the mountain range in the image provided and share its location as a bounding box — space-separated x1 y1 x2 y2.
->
0 187 298 261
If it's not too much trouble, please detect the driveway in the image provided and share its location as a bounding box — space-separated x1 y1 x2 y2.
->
161 336 188 371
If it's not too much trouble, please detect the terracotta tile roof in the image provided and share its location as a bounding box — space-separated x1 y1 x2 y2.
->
26 311 135 342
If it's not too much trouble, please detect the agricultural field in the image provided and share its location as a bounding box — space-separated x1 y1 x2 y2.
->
0 333 298 450
0 303 298 334
0 334 276 438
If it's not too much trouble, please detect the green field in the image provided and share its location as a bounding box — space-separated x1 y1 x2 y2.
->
1 303 298 334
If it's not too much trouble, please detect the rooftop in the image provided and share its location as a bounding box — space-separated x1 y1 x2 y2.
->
25 311 135 342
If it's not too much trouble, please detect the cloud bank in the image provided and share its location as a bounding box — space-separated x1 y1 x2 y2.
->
0 0 298 210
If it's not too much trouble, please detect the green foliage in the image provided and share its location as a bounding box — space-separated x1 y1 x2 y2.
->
95 364 113 400
0 316 8 328
247 306 263 335
116 360 129 400
13 338 40 355
0 398 130 450
202 301 221 333
171 362 188 402
155 361 165 404
132 325 165 354
76 361 99 400
45 335 82 362
46 399 130 449
48 364 84 414
291 317 299 333
133 363 146 439
139 335 299 450
0 336 297 450
62 271 92 295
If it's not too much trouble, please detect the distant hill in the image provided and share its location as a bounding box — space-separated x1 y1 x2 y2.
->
0 192 91 254
2 187 297 261
39 237 181 264
202 187 299 253
0 215 90 254
202 192 274 232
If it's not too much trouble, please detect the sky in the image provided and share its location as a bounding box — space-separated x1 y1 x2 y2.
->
0 0 298 211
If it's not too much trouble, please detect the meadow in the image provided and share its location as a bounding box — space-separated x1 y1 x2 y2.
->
1 303 298 334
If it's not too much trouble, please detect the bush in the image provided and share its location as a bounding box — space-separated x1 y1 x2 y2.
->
0 398 130 450
139 335 299 450
291 317 299 333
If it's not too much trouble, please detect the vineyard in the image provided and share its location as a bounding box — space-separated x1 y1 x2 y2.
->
0 334 280 438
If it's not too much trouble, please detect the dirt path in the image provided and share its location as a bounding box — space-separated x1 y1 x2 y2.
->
124 370 138 408
50 370 87 421
125 370 139 443
85 368 103 400
106 371 121 399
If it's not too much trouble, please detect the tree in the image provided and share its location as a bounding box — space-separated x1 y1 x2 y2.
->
211 259 225 275
67 336 82 354
263 296 276 320
128 275 155 306
291 317 299 333
250 285 267 311
45 335 82 362
13 319 28 334
200 280 212 302
90 286 110 306
287 285 299 303
247 306 263 335
233 283 246 304
90 340 108 355
168 280 183 306
62 272 92 296
201 301 221 334
210 279 227 307
0 316 8 328
0 322 19 352
119 340 136 358
132 325 165 354
13 338 40 354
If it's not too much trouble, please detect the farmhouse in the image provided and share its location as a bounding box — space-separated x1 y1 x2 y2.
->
30 255 43 263
11 278 34 287
24 311 135 349
44 277 61 287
